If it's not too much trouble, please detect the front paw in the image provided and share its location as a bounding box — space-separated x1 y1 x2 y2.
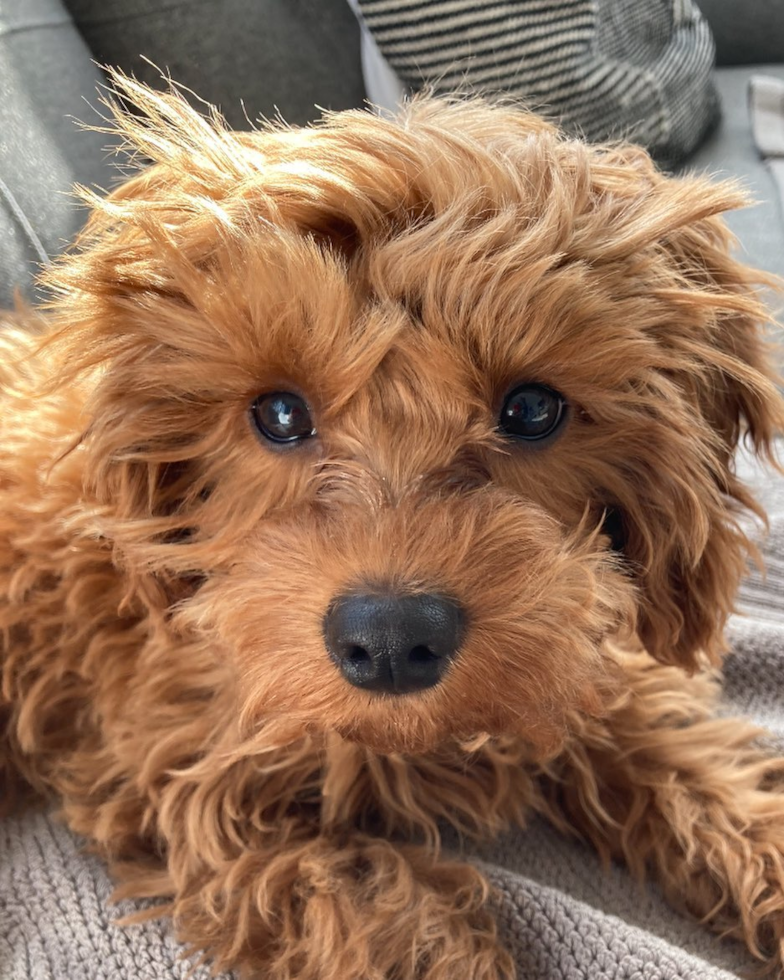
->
654 789 784 978
172 834 514 980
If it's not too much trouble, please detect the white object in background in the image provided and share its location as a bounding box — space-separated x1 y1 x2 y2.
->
345 0 406 112
750 75 784 208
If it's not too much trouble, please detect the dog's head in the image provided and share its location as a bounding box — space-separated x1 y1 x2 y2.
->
41 76 783 756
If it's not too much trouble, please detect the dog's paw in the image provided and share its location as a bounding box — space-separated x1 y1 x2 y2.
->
683 804 784 977
170 834 513 980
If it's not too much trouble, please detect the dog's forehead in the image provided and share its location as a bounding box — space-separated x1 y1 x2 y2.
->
220 111 675 395
220 233 650 424
78 98 742 411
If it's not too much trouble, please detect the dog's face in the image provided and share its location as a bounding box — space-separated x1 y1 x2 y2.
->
43 80 782 756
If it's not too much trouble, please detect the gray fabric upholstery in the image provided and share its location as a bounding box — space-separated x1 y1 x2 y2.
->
0 0 113 308
0 810 224 980
0 0 365 307
62 0 365 130
696 0 784 67
684 65 784 278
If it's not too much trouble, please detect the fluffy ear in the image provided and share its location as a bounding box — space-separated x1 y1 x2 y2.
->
617 186 784 670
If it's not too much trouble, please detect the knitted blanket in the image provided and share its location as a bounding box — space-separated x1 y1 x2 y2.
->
1 445 782 980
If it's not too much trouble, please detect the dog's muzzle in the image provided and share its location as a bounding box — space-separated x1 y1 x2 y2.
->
323 593 464 695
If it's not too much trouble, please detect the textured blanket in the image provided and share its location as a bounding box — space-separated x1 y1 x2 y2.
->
1 445 782 980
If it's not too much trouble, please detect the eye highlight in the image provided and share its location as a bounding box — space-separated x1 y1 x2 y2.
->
250 392 316 445
499 383 566 442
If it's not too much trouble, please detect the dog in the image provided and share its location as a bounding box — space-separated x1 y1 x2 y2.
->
2 72 784 980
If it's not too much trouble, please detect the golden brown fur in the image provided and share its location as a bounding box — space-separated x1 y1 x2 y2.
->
2 74 784 978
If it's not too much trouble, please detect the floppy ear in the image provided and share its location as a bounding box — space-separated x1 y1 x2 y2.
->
617 186 784 671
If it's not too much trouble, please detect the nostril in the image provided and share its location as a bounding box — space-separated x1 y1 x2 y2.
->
347 644 371 663
408 644 439 664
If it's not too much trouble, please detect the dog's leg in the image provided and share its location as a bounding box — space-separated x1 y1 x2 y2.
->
104 734 519 980
539 650 784 973
163 834 511 980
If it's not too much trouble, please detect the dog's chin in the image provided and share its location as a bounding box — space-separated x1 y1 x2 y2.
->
328 697 573 759
333 716 472 757
334 724 567 760
238 690 572 759
336 727 442 757
235 649 617 760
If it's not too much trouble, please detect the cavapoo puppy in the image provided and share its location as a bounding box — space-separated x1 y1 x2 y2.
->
2 73 784 980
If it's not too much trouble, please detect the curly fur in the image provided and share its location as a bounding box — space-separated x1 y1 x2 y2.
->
2 73 784 979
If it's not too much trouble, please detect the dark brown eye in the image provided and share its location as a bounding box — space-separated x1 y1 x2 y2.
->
499 383 566 441
251 392 315 444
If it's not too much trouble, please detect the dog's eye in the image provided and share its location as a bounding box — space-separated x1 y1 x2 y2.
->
251 392 315 444
499 384 565 441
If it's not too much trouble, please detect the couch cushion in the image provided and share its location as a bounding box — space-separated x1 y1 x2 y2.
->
62 0 366 130
684 65 784 279
0 0 113 307
695 0 784 67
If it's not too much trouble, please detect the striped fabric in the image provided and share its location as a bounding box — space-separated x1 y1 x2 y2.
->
356 0 720 169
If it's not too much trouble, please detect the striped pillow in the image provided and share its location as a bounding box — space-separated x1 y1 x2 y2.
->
356 0 719 169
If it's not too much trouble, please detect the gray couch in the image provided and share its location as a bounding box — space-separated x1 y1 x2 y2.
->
1 6 784 980
1 0 783 308
688 0 784 279
0 0 366 307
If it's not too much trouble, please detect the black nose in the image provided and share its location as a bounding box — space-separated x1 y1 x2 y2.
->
323 593 464 695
